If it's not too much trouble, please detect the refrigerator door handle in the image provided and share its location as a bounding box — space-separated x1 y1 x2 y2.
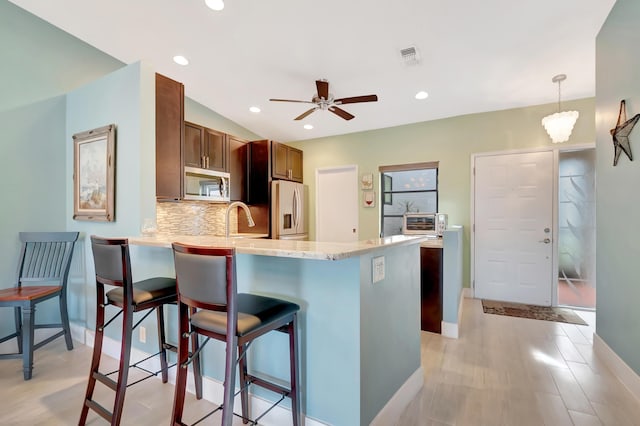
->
293 187 299 229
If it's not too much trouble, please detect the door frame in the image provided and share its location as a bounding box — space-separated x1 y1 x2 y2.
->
470 143 595 306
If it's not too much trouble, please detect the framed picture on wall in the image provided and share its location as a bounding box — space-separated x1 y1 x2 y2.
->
73 124 116 222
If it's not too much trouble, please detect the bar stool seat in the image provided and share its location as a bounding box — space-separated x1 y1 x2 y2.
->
106 277 177 306
171 243 302 426
191 293 299 336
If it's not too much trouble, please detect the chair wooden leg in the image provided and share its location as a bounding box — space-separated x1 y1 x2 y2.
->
79 284 106 425
289 314 302 426
222 333 238 426
238 343 249 424
13 306 23 354
171 302 190 425
59 290 74 350
21 304 35 380
156 305 169 383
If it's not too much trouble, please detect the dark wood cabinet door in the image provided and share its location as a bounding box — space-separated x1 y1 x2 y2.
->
204 128 226 171
184 122 203 169
288 146 303 182
155 73 184 200
272 141 290 179
420 247 443 333
228 135 247 201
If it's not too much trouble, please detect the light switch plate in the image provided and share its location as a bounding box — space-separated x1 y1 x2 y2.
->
372 256 385 283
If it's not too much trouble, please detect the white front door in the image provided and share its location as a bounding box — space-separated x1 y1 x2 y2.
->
316 165 358 242
474 151 554 306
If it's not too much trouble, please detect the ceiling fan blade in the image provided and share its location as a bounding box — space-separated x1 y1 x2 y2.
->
294 107 317 121
334 94 378 105
270 98 315 104
329 106 355 121
316 80 329 100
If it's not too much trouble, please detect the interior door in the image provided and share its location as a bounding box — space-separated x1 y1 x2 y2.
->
474 151 554 306
316 165 358 242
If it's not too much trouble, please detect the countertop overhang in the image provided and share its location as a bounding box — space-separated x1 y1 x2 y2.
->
128 234 427 260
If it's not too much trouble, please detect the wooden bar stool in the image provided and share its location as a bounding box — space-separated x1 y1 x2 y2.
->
79 236 202 426
171 243 302 426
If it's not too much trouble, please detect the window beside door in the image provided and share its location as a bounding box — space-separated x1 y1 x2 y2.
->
379 162 438 236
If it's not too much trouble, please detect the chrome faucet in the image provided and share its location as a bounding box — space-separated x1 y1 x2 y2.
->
225 201 256 237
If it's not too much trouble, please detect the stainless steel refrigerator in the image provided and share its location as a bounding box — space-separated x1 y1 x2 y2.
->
271 180 308 240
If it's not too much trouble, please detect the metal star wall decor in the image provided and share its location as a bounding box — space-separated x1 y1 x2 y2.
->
610 100 640 166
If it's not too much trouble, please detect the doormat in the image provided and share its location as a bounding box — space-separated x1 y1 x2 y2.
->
481 300 587 326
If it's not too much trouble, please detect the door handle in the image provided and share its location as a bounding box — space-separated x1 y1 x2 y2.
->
539 238 551 244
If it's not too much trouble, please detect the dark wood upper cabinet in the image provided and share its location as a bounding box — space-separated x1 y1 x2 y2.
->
204 128 227 172
155 73 184 200
271 141 303 182
228 135 248 201
184 121 227 172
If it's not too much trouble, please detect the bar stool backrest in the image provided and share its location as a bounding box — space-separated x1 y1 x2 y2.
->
172 245 236 313
90 236 131 287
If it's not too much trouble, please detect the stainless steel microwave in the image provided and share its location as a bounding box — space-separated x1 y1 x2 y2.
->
402 212 448 236
183 166 230 202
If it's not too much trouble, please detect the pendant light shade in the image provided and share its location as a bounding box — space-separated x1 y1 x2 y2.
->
541 74 579 143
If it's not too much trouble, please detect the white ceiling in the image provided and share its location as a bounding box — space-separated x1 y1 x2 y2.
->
10 0 616 142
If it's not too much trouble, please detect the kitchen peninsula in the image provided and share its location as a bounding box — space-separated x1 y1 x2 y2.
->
128 234 424 426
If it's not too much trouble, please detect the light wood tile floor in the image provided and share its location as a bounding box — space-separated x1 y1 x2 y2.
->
1 298 638 425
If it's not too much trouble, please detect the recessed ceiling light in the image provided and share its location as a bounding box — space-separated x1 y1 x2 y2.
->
304 124 314 130
205 0 224 11
173 55 189 66
249 106 261 113
415 91 429 100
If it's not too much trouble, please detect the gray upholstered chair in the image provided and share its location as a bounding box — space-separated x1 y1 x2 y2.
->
171 243 301 426
0 231 79 380
79 236 202 426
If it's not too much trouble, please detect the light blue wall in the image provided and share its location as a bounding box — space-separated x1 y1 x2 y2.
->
0 95 68 335
595 0 640 375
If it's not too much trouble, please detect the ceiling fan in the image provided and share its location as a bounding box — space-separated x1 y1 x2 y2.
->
269 79 378 121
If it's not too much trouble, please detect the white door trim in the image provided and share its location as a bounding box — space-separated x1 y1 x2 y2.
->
470 143 594 306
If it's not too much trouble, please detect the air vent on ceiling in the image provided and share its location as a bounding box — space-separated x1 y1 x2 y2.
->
400 46 420 66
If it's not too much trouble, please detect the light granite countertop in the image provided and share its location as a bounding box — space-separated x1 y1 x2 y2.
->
128 233 427 261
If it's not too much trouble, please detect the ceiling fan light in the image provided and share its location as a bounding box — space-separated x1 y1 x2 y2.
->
249 106 261 113
205 0 224 11
541 110 579 143
304 124 313 130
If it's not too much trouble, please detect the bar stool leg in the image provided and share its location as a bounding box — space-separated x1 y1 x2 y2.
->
289 314 302 426
238 343 250 423
112 301 134 425
171 301 191 425
79 284 106 425
190 306 203 400
156 305 169 383
222 334 238 426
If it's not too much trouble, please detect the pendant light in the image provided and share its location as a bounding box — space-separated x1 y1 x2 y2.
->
541 74 579 143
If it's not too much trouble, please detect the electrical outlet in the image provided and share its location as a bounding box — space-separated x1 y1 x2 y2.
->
139 326 146 343
372 256 385 283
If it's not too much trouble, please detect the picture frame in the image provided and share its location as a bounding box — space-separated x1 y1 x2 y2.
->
363 191 375 207
361 172 373 190
73 124 116 222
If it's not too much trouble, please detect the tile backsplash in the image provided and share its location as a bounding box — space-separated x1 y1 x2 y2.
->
156 201 236 235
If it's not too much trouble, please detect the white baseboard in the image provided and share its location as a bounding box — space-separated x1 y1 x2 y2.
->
462 287 473 298
370 367 424 426
85 328 329 426
593 333 640 402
